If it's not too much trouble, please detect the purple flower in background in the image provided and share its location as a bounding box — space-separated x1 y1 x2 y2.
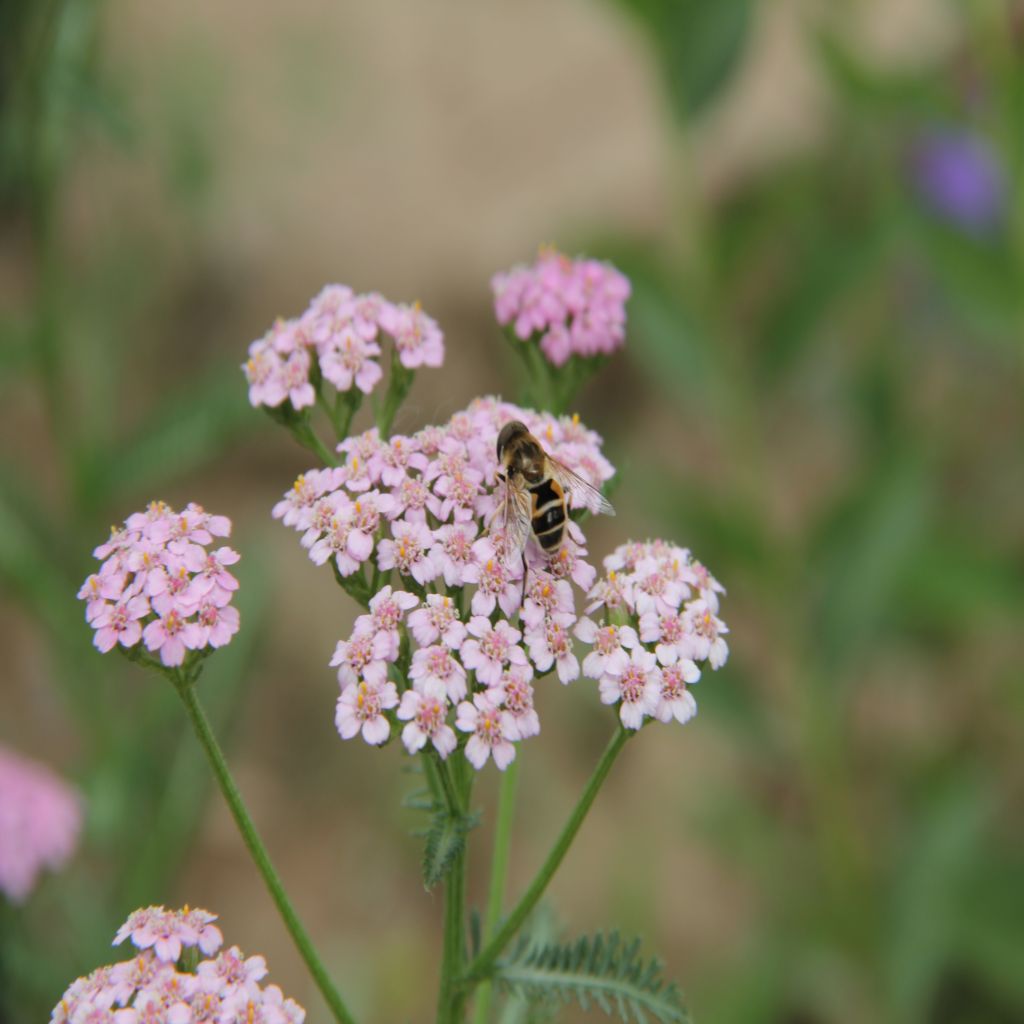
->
912 129 1007 235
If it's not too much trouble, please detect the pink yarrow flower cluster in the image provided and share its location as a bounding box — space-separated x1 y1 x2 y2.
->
491 246 631 367
332 593 540 771
579 540 728 729
243 284 444 410
290 397 615 770
51 906 304 1024
78 501 241 668
0 746 81 904
273 396 613 603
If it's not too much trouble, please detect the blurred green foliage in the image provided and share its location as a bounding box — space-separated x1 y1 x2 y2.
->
1 1 264 1018
1 1 1022 1023
598 3 1024 1022
607 0 753 120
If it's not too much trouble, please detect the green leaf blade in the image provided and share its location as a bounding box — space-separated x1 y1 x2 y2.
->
494 931 691 1024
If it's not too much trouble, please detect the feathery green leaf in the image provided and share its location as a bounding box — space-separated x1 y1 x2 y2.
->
422 807 478 890
493 930 690 1023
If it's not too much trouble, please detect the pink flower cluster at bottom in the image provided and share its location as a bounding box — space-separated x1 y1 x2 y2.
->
51 906 304 1024
0 745 81 904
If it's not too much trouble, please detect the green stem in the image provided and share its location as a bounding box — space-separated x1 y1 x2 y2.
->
293 421 339 467
376 349 414 437
173 678 356 1024
437 842 468 1024
334 389 363 442
436 756 472 1024
472 758 520 1024
460 725 630 988
434 754 462 814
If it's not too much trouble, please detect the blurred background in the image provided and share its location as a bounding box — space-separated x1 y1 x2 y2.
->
2 0 1023 1021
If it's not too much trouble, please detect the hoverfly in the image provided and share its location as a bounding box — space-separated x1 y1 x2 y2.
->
492 420 614 584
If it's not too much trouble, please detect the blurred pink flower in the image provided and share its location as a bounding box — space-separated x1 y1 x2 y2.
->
0 746 81 903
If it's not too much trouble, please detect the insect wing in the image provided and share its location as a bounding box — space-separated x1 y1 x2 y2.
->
548 457 615 517
493 477 533 565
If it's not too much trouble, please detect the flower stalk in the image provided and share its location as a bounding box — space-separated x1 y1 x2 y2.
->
472 756 520 1024
461 725 631 990
436 754 473 1024
172 673 356 1024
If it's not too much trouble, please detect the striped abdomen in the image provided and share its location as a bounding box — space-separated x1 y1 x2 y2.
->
528 476 566 552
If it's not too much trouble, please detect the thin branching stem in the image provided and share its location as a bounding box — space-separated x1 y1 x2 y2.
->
472 757 520 1024
173 676 356 1024
435 753 473 1023
460 725 630 990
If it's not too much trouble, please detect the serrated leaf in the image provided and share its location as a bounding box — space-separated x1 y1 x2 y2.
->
402 790 436 812
495 930 690 1023
422 808 476 890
